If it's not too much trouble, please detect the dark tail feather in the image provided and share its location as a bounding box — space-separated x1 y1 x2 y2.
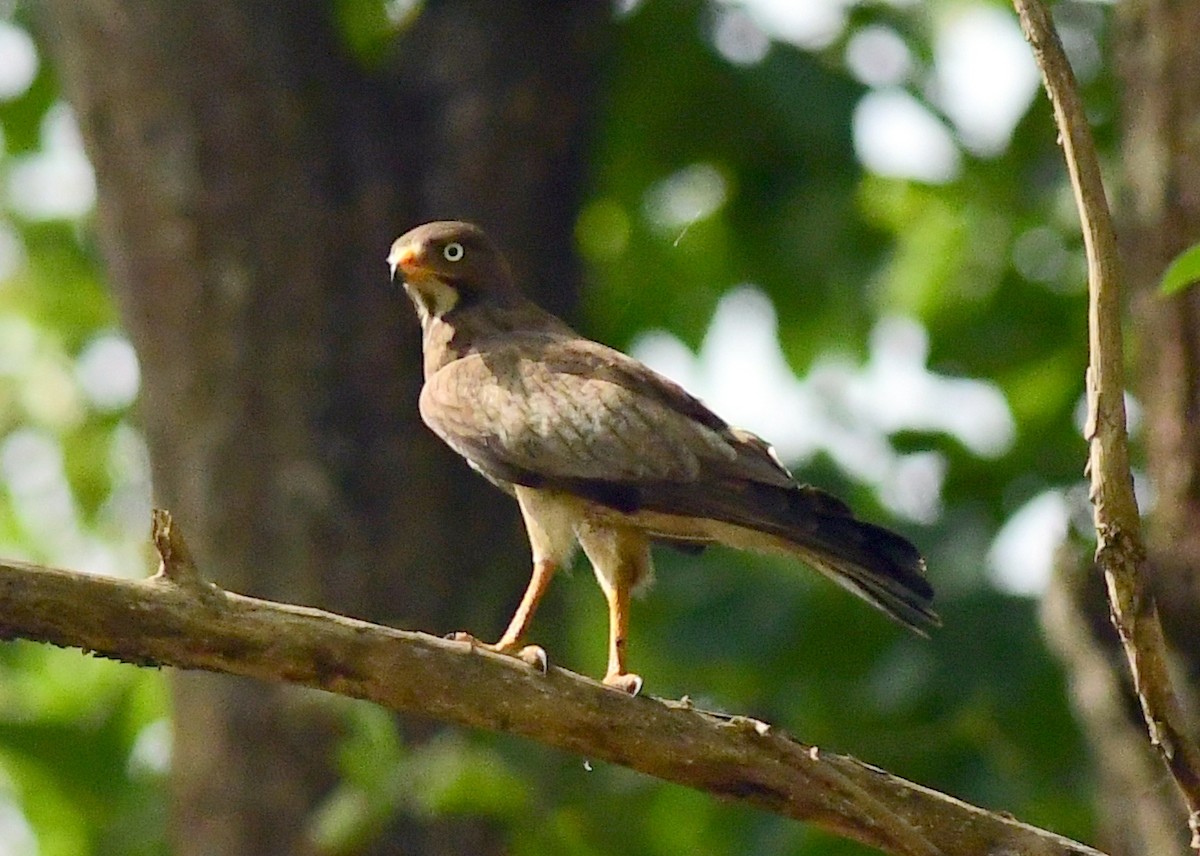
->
640 480 939 634
786 509 939 634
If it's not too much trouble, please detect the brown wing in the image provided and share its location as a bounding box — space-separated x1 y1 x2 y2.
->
420 330 937 633
418 332 794 498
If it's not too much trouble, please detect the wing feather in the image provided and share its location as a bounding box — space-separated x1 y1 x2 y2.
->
419 330 937 632
418 334 786 490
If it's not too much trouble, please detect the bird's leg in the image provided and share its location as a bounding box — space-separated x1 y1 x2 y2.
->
449 558 554 672
577 524 649 696
600 570 642 696
492 558 555 653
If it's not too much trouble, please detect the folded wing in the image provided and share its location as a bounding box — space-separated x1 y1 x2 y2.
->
420 333 937 632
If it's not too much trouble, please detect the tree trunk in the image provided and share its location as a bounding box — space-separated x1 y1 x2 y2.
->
37 3 612 854
1120 2 1200 644
1055 2 1200 854
1120 0 1200 723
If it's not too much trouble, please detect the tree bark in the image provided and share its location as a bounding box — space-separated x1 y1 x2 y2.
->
0 544 1110 856
1049 1 1200 853
36 3 612 854
1120 1 1200 658
1043 551 1189 856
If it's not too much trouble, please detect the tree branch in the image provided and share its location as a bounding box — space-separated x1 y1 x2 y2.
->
1012 0 1200 848
0 512 1101 856
1042 547 1190 855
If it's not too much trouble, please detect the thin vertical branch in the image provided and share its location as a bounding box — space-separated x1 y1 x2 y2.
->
1012 0 1200 848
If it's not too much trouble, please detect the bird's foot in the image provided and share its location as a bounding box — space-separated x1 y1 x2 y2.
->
513 644 548 672
603 671 644 697
445 630 482 647
445 632 548 674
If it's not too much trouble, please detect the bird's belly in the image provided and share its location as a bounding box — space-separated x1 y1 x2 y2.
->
512 485 584 566
585 505 792 559
616 509 714 542
513 487 794 565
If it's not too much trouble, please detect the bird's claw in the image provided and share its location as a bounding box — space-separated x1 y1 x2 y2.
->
445 631 482 647
445 633 548 674
516 644 548 673
603 672 644 696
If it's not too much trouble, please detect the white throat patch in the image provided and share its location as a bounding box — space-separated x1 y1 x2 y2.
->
405 279 460 326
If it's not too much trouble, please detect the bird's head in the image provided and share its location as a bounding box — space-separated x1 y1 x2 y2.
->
387 221 518 326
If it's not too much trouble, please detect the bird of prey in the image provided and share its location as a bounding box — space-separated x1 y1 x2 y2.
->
388 220 937 694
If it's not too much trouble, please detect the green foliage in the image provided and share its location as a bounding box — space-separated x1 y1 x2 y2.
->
1 0 1115 854
582 0 879 364
562 0 1101 852
1159 242 1200 296
311 703 532 854
332 0 420 67
0 12 165 855
0 644 167 856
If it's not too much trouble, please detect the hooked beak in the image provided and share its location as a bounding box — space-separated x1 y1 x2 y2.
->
387 242 420 282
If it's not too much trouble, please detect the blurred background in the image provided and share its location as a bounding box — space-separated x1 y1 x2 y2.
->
0 0 1195 854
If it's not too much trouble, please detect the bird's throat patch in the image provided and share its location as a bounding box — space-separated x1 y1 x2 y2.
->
405 279 460 324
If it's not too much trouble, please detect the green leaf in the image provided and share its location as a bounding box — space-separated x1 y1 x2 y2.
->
332 0 419 68
1160 242 1200 295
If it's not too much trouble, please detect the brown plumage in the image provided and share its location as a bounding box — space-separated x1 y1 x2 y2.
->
388 220 938 694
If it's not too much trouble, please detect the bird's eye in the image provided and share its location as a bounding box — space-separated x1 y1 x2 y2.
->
443 242 464 262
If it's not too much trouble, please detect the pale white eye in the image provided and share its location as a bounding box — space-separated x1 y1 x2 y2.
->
443 242 464 262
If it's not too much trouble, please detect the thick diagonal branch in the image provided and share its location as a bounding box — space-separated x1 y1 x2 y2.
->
1012 0 1200 848
0 512 1102 856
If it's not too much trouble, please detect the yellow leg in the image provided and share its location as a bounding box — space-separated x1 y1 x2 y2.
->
492 559 555 652
461 485 581 672
577 524 648 696
600 569 642 695
447 558 554 672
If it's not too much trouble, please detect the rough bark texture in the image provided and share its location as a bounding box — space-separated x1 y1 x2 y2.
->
1043 552 1187 856
0 544 1109 856
1047 1 1200 853
1123 0 1200 755
1121 0 1200 663
36 3 612 855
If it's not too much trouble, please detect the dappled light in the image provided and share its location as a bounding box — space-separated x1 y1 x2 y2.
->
632 287 1013 524
5 104 94 221
988 488 1072 596
709 6 771 66
853 90 961 183
844 25 912 89
74 333 140 413
3 0 1183 854
718 0 851 51
642 162 729 234
932 6 1040 156
0 21 36 101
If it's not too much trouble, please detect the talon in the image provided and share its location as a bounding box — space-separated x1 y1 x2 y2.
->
517 644 548 673
603 672 643 696
446 631 481 647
